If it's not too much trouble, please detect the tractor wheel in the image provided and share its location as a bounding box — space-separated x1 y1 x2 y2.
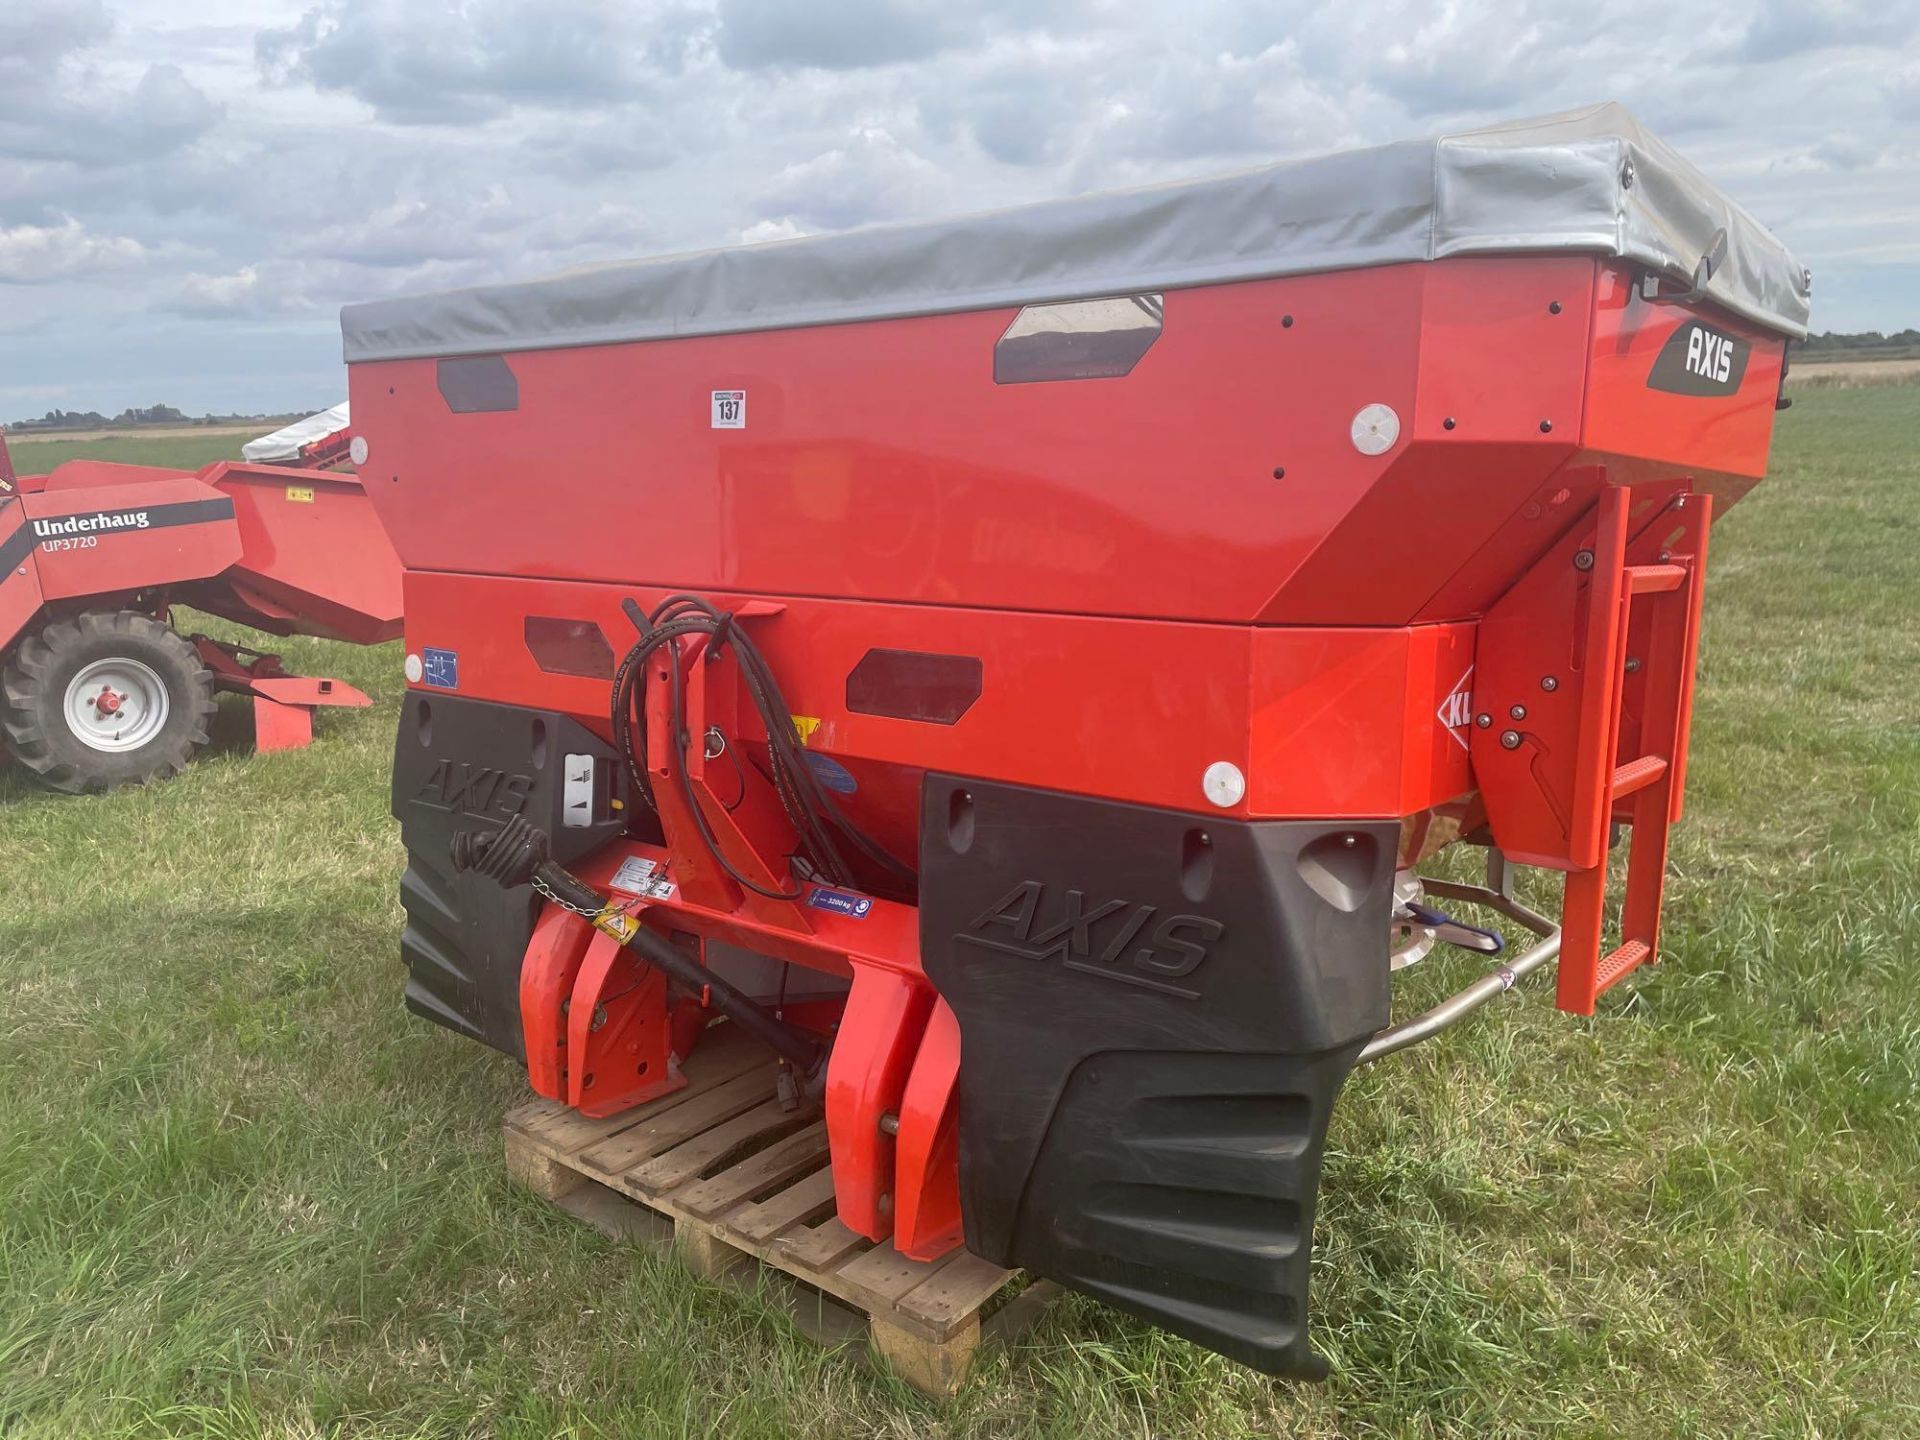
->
1 611 217 794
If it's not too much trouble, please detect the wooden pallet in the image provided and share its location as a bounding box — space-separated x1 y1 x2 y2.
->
502 1023 1057 1396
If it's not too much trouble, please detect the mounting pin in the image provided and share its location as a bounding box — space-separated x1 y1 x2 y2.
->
1540 675 1559 692
1509 704 1527 721
1573 549 1596 571
1500 730 1522 750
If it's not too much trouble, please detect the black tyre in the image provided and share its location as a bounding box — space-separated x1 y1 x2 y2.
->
1 611 217 794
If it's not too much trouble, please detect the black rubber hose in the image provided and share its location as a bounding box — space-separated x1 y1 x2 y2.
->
448 817 825 1078
609 593 914 901
610 916 823 1075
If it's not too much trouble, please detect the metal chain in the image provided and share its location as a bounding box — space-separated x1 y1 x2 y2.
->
531 873 637 926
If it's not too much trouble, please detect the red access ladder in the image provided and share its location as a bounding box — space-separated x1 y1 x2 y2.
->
1554 484 1714 1015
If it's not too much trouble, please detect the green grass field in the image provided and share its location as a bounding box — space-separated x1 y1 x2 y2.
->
7 433 249 477
2 387 1916 1437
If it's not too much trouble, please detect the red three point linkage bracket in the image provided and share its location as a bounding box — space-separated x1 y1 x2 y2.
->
513 602 965 1251
643 612 816 929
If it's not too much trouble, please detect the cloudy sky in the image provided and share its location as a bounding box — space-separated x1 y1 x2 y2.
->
2 0 1916 419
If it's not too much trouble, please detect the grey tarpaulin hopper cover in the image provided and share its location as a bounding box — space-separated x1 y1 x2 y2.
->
341 102 1811 363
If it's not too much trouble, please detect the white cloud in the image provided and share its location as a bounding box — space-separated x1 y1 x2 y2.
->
738 217 808 244
0 0 112 71
256 0 666 124
3 0 1919 416
1738 0 1915 60
165 265 281 317
1890 63 1920 122
712 0 1092 71
756 128 945 230
0 35 222 169
0 218 146 284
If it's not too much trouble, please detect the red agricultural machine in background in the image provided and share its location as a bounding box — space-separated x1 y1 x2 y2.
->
346 104 1808 1375
0 409 401 793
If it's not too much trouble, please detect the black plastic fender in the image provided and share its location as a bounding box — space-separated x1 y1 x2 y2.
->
917 774 1394 1377
390 691 628 1059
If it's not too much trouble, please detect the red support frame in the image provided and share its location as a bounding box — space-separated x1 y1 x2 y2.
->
191 635 372 755
524 837 951 1253
518 605 956 1248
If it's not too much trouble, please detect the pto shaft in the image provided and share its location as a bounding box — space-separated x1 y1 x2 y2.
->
449 816 826 1079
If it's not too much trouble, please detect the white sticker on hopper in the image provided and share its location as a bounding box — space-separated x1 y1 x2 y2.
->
610 856 674 899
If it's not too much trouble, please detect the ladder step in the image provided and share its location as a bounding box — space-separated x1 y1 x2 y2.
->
1611 755 1669 797
1595 939 1652 994
1625 564 1687 595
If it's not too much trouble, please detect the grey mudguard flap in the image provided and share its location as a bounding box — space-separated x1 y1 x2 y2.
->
390 692 627 1060
917 774 1394 1377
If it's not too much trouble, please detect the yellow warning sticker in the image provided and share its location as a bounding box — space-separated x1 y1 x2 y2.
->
596 911 640 943
285 486 315 504
790 714 822 746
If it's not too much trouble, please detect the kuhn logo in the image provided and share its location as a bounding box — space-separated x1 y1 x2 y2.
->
1648 321 1750 397
31 509 151 537
958 880 1223 999
1437 666 1474 751
412 761 534 819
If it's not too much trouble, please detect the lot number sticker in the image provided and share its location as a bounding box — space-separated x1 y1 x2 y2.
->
711 390 746 429
609 855 676 901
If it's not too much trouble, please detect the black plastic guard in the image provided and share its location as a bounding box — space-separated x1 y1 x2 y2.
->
918 775 1395 1377
391 692 628 1060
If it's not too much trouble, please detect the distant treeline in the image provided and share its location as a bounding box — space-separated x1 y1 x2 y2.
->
4 405 321 434
1793 329 1920 360
6 336 1913 429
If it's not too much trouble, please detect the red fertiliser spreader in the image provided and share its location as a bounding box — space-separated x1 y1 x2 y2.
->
345 104 1808 1376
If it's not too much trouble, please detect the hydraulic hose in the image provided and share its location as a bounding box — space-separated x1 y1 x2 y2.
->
449 816 826 1081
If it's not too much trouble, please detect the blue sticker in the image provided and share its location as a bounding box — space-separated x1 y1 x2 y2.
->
422 647 459 689
801 750 858 794
807 886 873 918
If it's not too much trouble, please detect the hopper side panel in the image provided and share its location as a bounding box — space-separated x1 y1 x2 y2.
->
348 268 1431 626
